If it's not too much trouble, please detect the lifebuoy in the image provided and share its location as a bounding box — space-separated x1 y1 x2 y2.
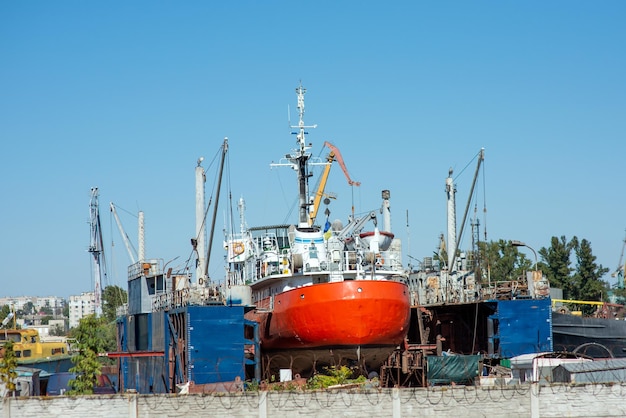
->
233 242 244 255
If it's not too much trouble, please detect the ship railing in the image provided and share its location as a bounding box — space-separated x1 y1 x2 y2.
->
227 269 246 286
341 249 404 273
152 288 191 311
128 258 164 280
256 247 404 277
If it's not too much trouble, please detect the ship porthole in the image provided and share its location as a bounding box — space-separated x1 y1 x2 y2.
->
300 294 305 299
357 287 362 293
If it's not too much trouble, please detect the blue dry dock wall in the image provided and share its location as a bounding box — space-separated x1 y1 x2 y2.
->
487 298 553 358
185 305 250 384
117 311 169 394
116 305 255 393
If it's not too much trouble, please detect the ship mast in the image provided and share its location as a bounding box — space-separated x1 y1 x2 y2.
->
195 157 207 283
446 169 457 271
88 187 105 317
272 83 332 229
292 84 316 228
204 137 228 280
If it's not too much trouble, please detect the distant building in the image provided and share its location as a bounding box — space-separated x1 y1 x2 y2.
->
47 319 67 336
69 292 95 329
0 296 65 316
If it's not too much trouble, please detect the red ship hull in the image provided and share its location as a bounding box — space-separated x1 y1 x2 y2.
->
246 280 410 372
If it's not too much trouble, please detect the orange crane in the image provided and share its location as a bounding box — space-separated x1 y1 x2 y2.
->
324 141 361 187
308 141 360 226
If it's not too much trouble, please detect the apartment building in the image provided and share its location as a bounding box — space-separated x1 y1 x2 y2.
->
68 292 95 329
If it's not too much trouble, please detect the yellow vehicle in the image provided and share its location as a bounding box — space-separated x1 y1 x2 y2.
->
0 328 72 373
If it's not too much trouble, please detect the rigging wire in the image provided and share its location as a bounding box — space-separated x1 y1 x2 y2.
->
181 143 227 279
452 149 482 182
481 156 488 242
452 149 485 255
100 201 130 307
273 162 298 225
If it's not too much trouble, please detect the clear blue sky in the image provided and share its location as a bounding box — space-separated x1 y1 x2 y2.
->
1 2 625 299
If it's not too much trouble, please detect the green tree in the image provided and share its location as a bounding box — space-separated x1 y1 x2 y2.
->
479 239 528 283
571 238 610 308
538 236 609 304
68 314 110 395
102 285 127 323
0 341 18 395
476 236 609 305
22 301 34 316
538 236 575 294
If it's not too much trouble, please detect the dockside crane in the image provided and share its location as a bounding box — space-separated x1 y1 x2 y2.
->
110 202 138 264
308 141 360 226
309 146 336 226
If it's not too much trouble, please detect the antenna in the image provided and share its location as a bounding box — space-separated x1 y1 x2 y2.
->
406 209 411 270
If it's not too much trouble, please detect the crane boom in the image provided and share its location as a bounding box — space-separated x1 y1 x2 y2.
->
323 141 361 187
110 202 137 264
448 148 485 272
308 149 335 226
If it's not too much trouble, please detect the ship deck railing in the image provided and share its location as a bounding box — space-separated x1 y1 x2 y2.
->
285 248 404 275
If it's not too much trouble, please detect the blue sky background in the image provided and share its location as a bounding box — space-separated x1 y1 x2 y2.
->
1 1 625 299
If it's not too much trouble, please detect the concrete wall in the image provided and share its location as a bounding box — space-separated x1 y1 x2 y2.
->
3 384 626 417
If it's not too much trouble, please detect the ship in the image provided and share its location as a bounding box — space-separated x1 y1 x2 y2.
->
405 150 626 370
0 327 73 374
551 299 626 358
95 142 261 394
223 84 411 376
406 151 553 364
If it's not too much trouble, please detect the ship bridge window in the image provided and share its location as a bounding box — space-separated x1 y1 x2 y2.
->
309 243 318 258
146 275 166 295
14 351 21 358
22 350 31 358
